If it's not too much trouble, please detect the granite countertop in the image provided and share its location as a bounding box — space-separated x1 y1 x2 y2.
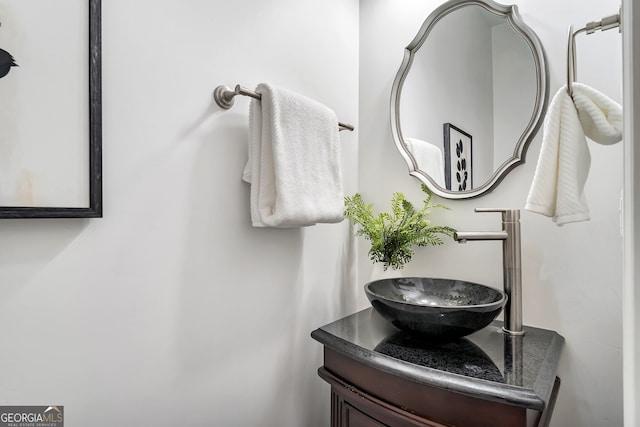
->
311 308 564 411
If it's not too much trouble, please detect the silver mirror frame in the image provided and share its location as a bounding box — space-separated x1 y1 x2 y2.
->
390 0 549 199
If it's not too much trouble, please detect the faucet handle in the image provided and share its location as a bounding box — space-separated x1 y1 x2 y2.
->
474 208 520 222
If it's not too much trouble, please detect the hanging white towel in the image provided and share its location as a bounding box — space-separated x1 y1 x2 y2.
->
404 137 446 188
242 83 344 228
525 82 622 225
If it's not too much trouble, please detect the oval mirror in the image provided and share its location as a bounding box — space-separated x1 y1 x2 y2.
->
390 0 549 199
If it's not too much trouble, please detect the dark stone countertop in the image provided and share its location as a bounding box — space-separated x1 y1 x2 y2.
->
311 308 564 411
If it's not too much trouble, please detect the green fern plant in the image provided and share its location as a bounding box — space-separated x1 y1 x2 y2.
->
344 184 457 271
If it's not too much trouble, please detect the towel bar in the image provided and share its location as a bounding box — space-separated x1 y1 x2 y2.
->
213 84 355 132
567 8 621 97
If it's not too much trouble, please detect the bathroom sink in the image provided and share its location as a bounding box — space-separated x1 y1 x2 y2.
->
365 277 507 339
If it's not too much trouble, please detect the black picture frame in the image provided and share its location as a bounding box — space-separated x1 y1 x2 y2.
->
0 0 102 219
443 123 472 192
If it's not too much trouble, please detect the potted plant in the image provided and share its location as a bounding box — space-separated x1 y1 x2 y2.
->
344 184 456 271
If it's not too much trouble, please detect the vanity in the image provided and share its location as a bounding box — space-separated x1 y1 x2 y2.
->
311 309 564 427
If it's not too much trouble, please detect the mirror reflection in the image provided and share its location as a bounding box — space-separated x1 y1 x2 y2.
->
391 0 548 199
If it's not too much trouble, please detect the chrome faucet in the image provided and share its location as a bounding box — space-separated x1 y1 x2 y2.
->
454 208 524 336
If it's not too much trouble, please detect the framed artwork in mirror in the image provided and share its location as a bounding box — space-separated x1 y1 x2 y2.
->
444 123 472 191
0 0 102 218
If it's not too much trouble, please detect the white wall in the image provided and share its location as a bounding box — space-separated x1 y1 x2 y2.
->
360 0 623 426
0 1 359 426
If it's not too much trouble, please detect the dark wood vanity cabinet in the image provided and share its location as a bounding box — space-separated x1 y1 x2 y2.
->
320 361 449 427
312 309 564 427
318 347 559 427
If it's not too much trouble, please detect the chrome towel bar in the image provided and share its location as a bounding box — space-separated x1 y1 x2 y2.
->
213 84 355 132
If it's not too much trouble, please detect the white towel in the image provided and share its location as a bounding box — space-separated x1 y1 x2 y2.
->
525 83 622 225
404 137 446 188
242 83 344 228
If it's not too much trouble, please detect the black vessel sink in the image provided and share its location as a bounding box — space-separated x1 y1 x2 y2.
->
365 277 507 339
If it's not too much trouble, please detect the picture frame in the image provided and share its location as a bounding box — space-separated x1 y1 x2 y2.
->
443 123 472 191
0 0 102 218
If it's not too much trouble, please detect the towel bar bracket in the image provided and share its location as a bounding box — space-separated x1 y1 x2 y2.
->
213 85 236 109
584 10 621 35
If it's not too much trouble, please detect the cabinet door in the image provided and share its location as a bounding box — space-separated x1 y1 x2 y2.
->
330 385 447 427
344 403 388 427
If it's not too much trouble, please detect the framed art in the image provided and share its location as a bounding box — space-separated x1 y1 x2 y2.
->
0 0 102 218
443 123 472 191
